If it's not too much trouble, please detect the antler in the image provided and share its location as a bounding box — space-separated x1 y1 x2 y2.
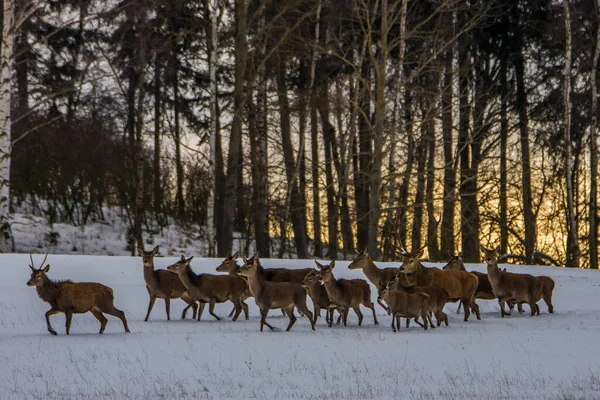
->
29 253 34 268
40 249 49 267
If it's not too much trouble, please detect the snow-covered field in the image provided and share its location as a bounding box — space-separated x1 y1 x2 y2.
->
2 254 599 399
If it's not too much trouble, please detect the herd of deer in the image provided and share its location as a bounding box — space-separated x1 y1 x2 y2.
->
25 243 555 335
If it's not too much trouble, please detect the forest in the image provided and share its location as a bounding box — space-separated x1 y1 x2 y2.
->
0 0 598 268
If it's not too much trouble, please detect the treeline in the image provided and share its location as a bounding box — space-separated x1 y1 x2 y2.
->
4 0 600 267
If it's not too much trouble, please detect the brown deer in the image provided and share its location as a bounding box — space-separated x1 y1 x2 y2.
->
301 268 343 326
215 251 251 320
507 275 555 315
237 254 315 332
316 260 379 327
480 245 540 317
348 248 398 313
397 245 480 321
26 253 130 335
378 278 430 332
167 256 248 321
442 251 496 314
138 246 198 321
405 284 449 328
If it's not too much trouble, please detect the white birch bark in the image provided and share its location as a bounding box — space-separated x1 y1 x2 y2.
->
0 0 16 252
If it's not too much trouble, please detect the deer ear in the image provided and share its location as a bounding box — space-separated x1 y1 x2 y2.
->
185 256 194 264
42 265 50 273
363 247 369 255
314 260 322 269
242 256 248 264
180 255 186 261
330 260 336 269
137 246 145 256
447 250 454 258
417 249 425 258
458 252 463 259
152 246 159 255
232 251 239 260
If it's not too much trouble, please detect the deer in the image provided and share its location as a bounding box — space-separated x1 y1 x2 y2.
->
301 268 344 326
236 253 315 332
167 256 248 321
215 251 251 320
480 245 540 317
316 260 379 327
138 246 198 322
396 244 480 322
404 284 449 328
27 253 130 335
507 275 555 315
347 247 398 313
442 251 497 315
378 277 430 333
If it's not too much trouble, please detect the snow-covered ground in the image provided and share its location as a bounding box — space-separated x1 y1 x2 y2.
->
1 253 599 399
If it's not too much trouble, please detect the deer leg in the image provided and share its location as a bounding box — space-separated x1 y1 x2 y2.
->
181 299 196 320
499 299 508 317
544 293 554 314
421 311 429 330
517 302 524 314
197 302 206 321
65 310 73 335
91 310 108 334
260 308 274 331
208 300 221 321
426 312 435 329
343 307 350 327
45 308 61 335
369 302 379 325
164 297 171 321
285 307 297 331
353 307 364 326
144 296 156 322
241 301 249 320
102 305 130 333
377 298 390 315
391 312 397 333
231 298 243 322
296 302 315 331
463 297 471 322
470 300 481 320
406 318 411 329
313 305 320 324
456 301 462 314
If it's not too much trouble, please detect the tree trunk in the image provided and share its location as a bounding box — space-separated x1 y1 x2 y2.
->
397 87 414 248
412 115 427 250
153 57 162 221
317 81 338 259
310 85 322 257
205 0 218 256
220 0 247 256
355 57 371 252
564 1 580 268
277 54 308 258
589 0 600 270
458 21 478 263
499 16 509 255
440 15 455 257
425 72 440 261
514 37 536 264
0 0 15 252
173 59 185 219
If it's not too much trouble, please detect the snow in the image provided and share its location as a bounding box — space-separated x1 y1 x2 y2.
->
2 253 599 399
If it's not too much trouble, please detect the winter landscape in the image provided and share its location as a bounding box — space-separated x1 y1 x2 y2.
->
2 0 600 399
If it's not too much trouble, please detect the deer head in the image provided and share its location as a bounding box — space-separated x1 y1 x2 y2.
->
442 251 465 271
216 251 239 273
138 245 159 268
26 251 50 287
348 248 370 270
